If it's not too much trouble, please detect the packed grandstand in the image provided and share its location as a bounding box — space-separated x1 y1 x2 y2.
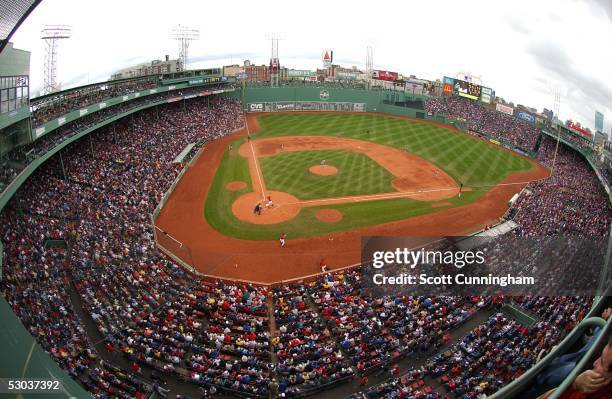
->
0 80 610 398
1 2 611 398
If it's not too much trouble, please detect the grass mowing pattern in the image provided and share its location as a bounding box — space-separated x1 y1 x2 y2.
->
260 149 396 200
204 114 534 240
256 113 532 186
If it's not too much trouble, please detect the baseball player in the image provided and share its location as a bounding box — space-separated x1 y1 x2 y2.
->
320 258 328 273
279 233 286 248
458 182 464 198
266 195 274 208
254 203 262 215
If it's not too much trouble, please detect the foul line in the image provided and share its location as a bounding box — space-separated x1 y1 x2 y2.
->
282 180 542 207
245 114 266 200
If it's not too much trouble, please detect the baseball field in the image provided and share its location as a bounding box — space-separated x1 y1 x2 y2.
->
155 112 549 283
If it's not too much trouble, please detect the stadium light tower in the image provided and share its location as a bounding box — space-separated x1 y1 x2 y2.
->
41 25 71 95
266 32 284 88
171 25 200 71
366 45 373 90
551 90 562 173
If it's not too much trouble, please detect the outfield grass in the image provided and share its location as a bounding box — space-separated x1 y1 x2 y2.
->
256 113 531 187
204 113 534 240
260 149 396 200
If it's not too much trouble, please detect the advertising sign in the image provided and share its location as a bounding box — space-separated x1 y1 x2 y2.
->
443 83 453 96
248 103 264 112
288 69 314 77
496 103 514 116
568 121 593 139
372 70 399 81
443 76 454 85
323 50 333 66
517 111 536 124
276 103 295 111
480 87 492 103
336 71 358 80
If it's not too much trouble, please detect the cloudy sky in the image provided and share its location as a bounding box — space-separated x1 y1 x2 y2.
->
9 0 612 134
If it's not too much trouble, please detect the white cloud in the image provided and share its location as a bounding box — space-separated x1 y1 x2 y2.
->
8 0 612 132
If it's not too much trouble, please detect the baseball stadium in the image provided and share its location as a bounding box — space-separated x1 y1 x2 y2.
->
0 1 611 399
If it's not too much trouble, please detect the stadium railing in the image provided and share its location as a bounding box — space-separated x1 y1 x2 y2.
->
488 315 610 399
31 80 235 141
489 282 611 398
286 373 356 398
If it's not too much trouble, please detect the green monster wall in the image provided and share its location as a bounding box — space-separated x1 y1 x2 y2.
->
236 86 446 121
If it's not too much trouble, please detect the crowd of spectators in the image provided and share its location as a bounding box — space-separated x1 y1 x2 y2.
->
83 361 153 399
0 84 233 193
310 271 483 372
350 307 588 399
1 96 248 397
272 284 354 396
425 97 541 151
512 136 611 237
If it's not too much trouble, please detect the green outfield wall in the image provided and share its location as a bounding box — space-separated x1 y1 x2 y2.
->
242 86 428 115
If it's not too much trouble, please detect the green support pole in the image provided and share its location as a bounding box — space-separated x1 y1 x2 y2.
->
58 151 67 181
88 134 94 158
241 81 245 111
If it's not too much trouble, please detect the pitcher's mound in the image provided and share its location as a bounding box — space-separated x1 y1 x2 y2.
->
232 191 301 224
315 209 343 223
226 181 247 191
309 165 338 176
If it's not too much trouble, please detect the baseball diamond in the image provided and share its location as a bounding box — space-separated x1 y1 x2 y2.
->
154 112 549 283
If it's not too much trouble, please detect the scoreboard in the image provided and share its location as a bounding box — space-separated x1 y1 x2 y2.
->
443 76 494 103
